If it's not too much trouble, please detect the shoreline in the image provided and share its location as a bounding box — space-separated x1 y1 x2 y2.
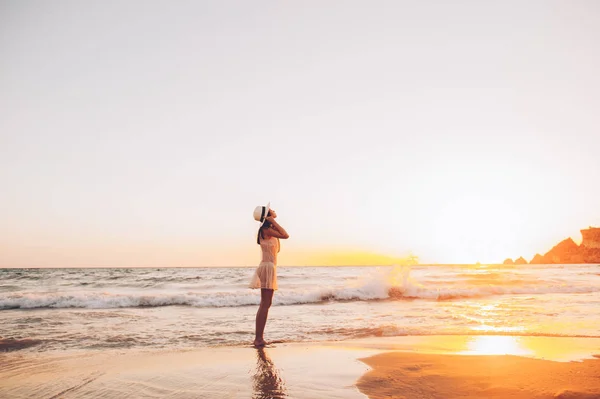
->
2 335 600 398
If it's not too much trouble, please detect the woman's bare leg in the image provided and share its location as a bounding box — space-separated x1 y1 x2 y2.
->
254 289 274 347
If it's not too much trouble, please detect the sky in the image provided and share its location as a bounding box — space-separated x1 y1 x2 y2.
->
1 1 599 267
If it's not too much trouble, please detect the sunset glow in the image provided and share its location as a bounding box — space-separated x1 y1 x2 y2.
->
1 1 599 267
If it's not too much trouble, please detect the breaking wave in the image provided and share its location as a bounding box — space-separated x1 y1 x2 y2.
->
1 266 598 309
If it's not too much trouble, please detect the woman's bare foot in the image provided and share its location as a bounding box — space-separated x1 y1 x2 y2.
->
253 339 266 347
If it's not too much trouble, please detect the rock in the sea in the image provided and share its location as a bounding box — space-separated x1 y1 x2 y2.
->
581 227 600 250
581 247 600 263
514 256 527 265
530 253 545 264
544 238 582 263
503 258 514 265
504 227 600 265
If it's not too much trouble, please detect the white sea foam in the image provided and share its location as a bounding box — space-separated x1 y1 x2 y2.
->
1 266 598 309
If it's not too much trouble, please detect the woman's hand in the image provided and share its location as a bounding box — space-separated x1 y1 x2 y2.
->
265 217 289 239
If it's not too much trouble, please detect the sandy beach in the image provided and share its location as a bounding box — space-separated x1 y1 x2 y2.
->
2 336 600 399
358 352 600 399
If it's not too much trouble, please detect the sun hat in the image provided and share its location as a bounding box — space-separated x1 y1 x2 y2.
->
253 202 271 224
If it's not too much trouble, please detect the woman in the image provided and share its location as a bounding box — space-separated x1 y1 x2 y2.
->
250 204 289 347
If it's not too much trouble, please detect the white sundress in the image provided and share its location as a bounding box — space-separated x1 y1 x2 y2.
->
249 235 279 290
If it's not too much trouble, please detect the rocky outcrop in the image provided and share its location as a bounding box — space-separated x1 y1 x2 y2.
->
530 254 545 264
504 227 600 264
503 258 514 265
543 238 583 264
581 227 600 249
581 247 600 263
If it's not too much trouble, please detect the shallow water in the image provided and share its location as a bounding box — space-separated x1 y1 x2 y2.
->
1 264 599 352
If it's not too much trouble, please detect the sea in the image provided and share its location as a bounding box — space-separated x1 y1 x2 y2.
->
1 264 599 353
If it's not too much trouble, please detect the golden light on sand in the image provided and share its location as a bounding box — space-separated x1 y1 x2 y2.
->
455 336 600 362
461 336 533 356
383 336 600 362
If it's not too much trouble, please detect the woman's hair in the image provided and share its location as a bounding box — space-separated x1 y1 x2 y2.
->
257 210 273 245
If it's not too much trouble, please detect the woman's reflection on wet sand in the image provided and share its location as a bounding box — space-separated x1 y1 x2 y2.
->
252 348 287 399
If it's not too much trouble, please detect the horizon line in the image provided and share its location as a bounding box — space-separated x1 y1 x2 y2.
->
1 263 588 269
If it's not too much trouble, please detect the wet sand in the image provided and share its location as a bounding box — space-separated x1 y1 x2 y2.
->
0 343 374 399
357 353 600 399
1 336 600 399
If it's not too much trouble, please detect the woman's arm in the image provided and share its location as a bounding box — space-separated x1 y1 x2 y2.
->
265 217 289 239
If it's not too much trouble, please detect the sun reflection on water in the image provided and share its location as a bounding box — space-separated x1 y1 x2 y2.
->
459 336 533 356
422 335 600 362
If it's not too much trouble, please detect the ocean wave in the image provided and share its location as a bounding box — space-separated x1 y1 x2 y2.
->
1 282 598 309
2 266 598 309
311 325 600 340
0 291 260 309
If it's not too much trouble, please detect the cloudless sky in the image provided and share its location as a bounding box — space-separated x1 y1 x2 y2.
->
1 1 599 267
